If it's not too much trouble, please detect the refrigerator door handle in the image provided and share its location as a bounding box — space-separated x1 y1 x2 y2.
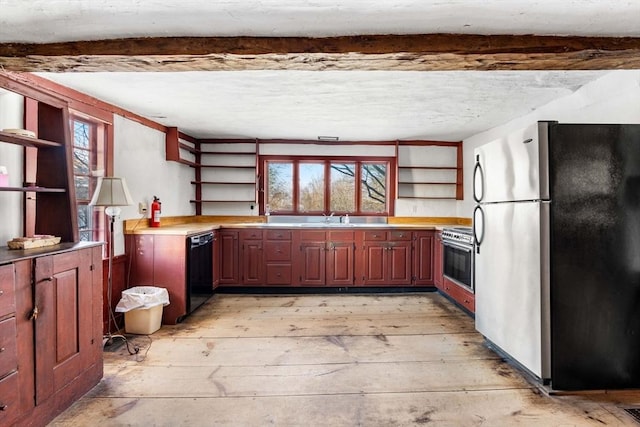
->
473 205 485 254
473 156 484 203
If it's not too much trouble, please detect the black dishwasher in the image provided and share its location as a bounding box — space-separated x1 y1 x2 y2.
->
186 232 214 315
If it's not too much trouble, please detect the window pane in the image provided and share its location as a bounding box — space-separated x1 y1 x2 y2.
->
77 204 92 232
330 163 356 212
73 121 90 148
267 162 293 211
361 163 387 213
74 147 90 175
299 163 325 212
75 176 90 200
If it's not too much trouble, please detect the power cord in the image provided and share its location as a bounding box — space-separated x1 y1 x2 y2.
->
103 212 147 356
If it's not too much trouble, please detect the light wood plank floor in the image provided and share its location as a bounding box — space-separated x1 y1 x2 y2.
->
51 293 640 426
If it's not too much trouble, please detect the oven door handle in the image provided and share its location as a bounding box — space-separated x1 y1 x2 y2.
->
442 240 473 252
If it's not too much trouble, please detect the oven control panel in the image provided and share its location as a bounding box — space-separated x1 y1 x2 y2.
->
442 227 474 245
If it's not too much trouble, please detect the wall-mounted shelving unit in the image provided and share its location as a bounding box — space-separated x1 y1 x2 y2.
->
165 129 259 215
0 96 78 242
395 141 463 200
195 141 258 213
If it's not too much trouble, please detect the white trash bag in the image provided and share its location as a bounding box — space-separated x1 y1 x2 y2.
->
115 286 170 313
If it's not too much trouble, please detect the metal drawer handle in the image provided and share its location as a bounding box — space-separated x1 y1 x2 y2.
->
0 290 3 296
0 347 4 353
0 404 7 411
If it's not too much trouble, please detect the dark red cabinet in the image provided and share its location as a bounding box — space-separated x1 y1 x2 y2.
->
358 230 411 286
295 230 355 287
326 231 355 286
412 231 435 286
433 231 444 289
219 230 240 285
2 243 103 427
213 227 440 288
264 230 292 286
241 231 264 285
296 231 327 286
126 234 188 324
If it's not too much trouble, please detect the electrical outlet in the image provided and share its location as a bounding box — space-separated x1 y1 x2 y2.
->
138 202 148 215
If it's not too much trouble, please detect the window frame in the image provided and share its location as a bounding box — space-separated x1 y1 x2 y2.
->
70 112 111 254
260 155 396 216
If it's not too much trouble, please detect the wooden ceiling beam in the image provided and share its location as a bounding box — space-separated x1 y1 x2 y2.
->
2 34 640 72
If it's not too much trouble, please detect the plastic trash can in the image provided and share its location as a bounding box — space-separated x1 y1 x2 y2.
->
115 286 170 335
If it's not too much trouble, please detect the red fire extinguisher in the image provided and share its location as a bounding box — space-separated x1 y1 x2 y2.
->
150 196 161 227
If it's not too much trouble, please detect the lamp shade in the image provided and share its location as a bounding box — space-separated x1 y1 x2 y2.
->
89 177 133 207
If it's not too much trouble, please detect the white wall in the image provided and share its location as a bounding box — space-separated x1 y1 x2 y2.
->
113 115 195 255
0 90 25 244
459 70 640 218
260 142 459 217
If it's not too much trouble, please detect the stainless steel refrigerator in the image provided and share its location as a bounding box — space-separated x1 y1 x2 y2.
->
473 121 640 390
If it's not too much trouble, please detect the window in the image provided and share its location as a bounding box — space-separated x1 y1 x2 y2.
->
263 156 393 215
71 116 107 243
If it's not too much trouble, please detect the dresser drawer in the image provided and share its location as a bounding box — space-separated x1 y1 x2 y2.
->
264 241 292 262
0 371 19 427
0 265 15 319
363 230 386 241
265 264 292 285
389 230 411 241
239 229 263 240
0 318 17 379
265 230 291 240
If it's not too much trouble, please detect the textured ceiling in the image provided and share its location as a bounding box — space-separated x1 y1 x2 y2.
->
6 1 639 141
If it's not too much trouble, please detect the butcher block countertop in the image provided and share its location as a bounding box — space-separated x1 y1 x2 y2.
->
123 216 471 236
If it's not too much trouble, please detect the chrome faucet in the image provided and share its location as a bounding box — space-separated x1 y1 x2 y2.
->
324 212 334 223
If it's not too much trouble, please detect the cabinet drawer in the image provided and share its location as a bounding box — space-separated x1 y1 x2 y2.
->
240 229 263 240
389 230 411 241
299 230 326 241
0 371 19 426
0 318 17 379
265 230 291 240
442 278 475 314
265 241 291 262
363 231 386 241
328 230 355 241
266 264 292 285
0 265 15 318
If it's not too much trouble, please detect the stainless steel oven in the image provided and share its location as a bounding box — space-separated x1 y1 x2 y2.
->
441 227 474 291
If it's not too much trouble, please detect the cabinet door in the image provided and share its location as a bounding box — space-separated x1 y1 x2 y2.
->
212 231 220 288
0 263 16 318
434 231 444 288
413 231 435 285
219 230 240 284
298 242 326 286
34 249 95 404
360 242 387 286
242 239 264 285
388 241 412 285
153 235 187 325
327 242 354 286
128 234 154 284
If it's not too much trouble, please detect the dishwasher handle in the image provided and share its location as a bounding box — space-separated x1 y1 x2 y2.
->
189 232 213 248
